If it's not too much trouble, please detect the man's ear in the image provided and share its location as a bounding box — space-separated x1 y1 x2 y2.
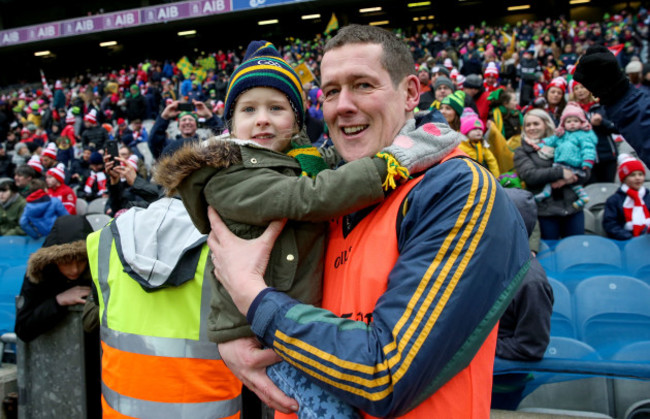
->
403 74 420 113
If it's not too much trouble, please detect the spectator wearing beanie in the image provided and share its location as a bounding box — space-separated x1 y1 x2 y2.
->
46 163 77 215
459 113 500 177
544 77 568 126
440 90 466 131
27 155 43 175
483 63 502 93
81 109 109 150
78 151 107 203
40 142 58 171
429 76 455 111
603 154 650 240
60 111 78 146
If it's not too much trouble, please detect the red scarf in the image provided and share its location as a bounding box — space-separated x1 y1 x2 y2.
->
622 185 650 236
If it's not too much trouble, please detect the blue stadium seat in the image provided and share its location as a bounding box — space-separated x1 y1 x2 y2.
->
575 276 650 359
0 265 26 302
537 251 556 274
554 236 624 290
0 309 15 334
611 341 650 419
548 278 575 338
624 236 650 284
24 237 45 255
0 236 29 259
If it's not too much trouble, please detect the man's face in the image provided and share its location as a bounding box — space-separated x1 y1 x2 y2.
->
119 147 131 161
418 71 430 85
485 75 497 86
434 85 453 102
82 149 91 161
321 43 417 162
463 86 479 97
14 174 30 188
178 115 198 137
41 155 55 169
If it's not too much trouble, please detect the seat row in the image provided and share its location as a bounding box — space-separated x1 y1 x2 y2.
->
537 235 650 289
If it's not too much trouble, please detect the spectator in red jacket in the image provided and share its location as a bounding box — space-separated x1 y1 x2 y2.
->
46 163 76 215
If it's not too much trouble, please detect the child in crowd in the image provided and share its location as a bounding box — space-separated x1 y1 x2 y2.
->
79 151 107 202
533 101 597 209
488 87 523 140
19 178 68 239
459 111 500 177
45 163 77 215
154 40 462 418
603 154 650 240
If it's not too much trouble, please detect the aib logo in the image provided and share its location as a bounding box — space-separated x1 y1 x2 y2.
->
250 0 266 7
333 246 352 269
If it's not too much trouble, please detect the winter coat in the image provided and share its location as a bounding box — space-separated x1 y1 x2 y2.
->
154 136 387 343
602 84 650 168
80 125 109 150
0 194 26 236
542 129 598 169
458 140 500 177
15 215 94 342
603 186 650 240
514 140 584 217
19 190 69 239
125 95 147 122
47 183 77 215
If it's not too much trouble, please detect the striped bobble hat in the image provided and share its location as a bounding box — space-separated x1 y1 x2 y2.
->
441 90 466 116
224 41 305 129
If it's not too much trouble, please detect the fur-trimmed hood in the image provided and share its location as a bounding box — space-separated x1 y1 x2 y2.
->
26 240 88 283
153 136 245 196
26 215 93 283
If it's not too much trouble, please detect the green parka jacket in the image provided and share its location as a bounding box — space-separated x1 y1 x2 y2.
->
0 194 26 236
155 135 388 343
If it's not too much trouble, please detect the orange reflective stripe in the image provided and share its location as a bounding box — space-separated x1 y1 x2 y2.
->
102 342 241 404
102 395 135 419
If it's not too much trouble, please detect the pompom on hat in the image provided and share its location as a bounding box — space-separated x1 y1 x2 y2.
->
224 40 305 129
47 163 66 184
618 153 645 182
41 142 58 160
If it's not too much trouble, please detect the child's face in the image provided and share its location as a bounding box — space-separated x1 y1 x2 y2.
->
467 128 483 141
506 95 518 110
624 170 645 191
45 174 60 189
232 87 297 153
563 116 582 132
56 260 87 280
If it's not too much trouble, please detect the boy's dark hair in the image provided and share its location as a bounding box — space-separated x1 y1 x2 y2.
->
324 24 415 88
0 179 18 192
15 164 39 179
27 178 46 194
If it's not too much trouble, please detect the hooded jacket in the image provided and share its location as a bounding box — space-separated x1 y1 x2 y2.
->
19 190 69 239
15 215 93 342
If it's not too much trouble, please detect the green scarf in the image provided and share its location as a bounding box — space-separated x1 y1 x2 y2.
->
286 142 329 178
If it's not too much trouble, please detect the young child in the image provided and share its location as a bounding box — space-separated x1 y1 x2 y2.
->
459 112 500 177
155 40 462 418
533 101 597 209
603 154 650 240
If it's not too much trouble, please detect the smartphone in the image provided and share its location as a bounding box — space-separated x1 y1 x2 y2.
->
178 102 193 112
105 140 119 164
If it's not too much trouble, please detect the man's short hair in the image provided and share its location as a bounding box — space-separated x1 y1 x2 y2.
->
324 24 415 87
15 165 38 179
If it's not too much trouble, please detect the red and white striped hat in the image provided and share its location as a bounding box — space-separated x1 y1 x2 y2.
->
84 109 98 124
548 77 567 94
47 163 66 184
27 155 43 173
125 154 139 170
41 142 58 160
484 62 499 78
